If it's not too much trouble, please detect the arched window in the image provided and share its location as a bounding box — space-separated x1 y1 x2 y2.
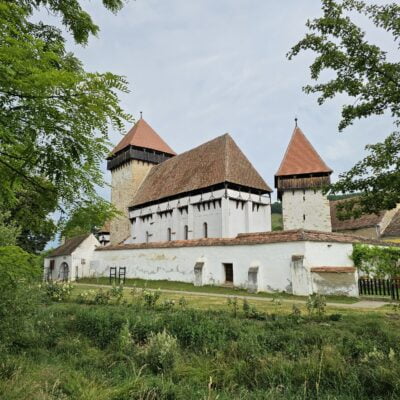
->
203 222 208 238
184 225 189 240
146 231 149 243
167 228 172 241
60 262 69 282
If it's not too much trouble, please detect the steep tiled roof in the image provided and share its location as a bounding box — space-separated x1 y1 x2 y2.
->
330 200 384 231
96 229 400 251
111 119 176 156
47 234 91 257
130 133 272 208
276 127 332 176
383 210 400 237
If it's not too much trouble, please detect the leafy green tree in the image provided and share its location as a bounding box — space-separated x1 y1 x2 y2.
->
60 198 119 239
0 211 21 246
0 1 131 210
4 182 58 253
288 0 400 218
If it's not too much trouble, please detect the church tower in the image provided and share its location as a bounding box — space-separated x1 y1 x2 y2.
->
107 118 176 244
275 124 332 232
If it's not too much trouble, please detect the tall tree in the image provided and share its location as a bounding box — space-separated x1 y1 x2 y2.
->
60 198 119 239
288 0 400 218
0 1 131 209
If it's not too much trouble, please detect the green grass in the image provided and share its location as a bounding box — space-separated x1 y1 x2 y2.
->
77 277 360 304
2 295 400 399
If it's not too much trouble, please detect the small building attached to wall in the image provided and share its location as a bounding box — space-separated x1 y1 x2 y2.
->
44 234 100 282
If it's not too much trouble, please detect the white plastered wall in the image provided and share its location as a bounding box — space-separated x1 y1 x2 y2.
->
91 240 357 296
130 188 271 243
282 189 332 232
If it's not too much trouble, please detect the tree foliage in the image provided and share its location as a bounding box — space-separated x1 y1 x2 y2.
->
0 211 21 247
288 0 400 217
352 243 400 277
60 198 119 239
0 1 131 209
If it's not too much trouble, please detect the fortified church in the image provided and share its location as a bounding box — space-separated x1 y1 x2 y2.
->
45 117 396 296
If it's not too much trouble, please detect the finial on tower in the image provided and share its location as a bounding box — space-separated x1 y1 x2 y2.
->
140 111 143 119
294 116 298 127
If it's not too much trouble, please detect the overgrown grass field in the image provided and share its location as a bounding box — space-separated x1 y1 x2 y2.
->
1 283 400 400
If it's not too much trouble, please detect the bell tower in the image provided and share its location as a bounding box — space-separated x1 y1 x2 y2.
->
107 117 176 244
275 124 332 232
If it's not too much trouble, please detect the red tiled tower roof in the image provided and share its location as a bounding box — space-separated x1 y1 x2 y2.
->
275 126 332 177
111 118 176 156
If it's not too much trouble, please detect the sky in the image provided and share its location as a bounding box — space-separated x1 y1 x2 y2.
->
43 0 395 203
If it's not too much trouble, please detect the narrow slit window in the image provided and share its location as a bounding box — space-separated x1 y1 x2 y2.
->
203 222 208 238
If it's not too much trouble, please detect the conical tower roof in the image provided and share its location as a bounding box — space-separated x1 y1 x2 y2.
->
275 126 332 177
111 118 176 156
130 133 272 208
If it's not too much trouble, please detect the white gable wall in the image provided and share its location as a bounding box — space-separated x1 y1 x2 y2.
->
44 234 100 282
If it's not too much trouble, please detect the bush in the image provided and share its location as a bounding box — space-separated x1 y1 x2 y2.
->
306 293 326 318
43 282 74 302
73 307 127 348
76 289 96 304
0 246 42 349
93 289 111 305
0 246 41 286
141 289 161 308
144 329 178 373
109 284 124 304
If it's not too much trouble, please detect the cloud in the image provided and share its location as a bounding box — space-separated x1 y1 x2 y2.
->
40 0 396 204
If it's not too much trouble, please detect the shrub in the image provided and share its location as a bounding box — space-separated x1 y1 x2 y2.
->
109 284 124 304
0 246 42 349
73 307 126 348
144 329 178 373
76 289 96 304
161 299 175 311
178 296 188 308
142 289 161 308
306 293 326 318
0 245 41 285
93 289 111 305
227 296 239 317
242 299 267 320
43 282 74 302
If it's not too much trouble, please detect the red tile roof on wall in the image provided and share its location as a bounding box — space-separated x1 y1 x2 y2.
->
111 118 176 156
130 133 272 208
275 127 332 177
96 229 400 251
311 267 356 273
330 200 384 231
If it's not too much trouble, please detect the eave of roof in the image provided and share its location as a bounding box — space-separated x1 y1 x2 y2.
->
95 229 400 252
